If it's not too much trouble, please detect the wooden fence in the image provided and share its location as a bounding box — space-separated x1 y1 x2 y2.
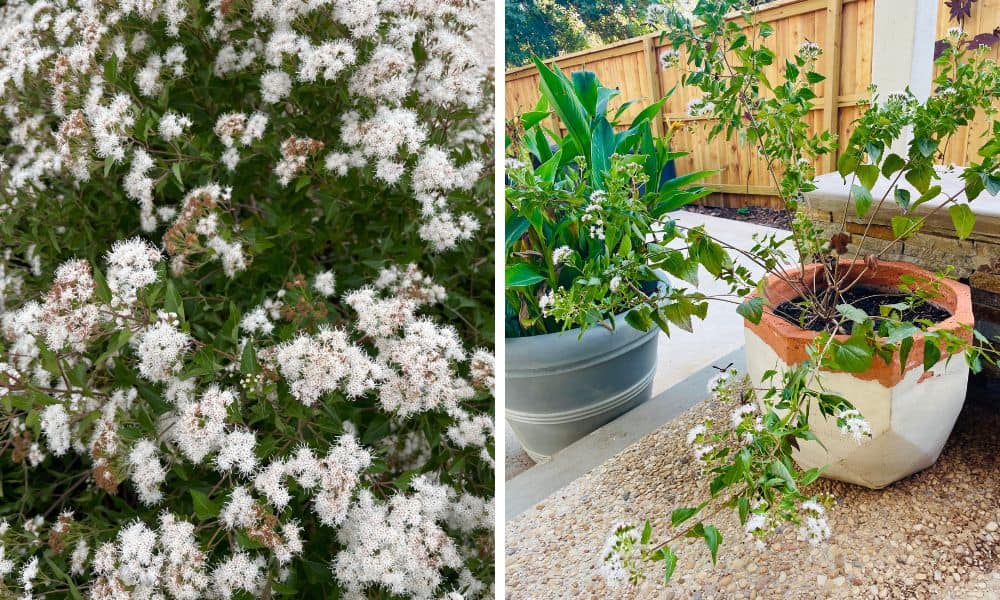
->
505 0 999 209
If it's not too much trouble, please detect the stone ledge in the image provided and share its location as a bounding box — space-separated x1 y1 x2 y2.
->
806 167 1000 244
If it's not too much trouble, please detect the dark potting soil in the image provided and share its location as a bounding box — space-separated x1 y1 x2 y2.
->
773 285 952 333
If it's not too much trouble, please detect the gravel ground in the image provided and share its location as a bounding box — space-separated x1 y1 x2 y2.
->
506 394 1000 599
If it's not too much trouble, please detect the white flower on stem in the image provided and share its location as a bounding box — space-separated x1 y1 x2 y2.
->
798 40 822 61
240 306 273 336
261 70 292 103
214 429 258 476
105 238 162 306
686 97 715 118
127 439 167 505
41 403 71 456
598 523 644 588
19 555 38 592
834 408 871 443
744 512 767 535
133 321 190 383
70 540 88 576
798 515 831 545
552 245 573 265
313 271 336 297
730 403 757 428
159 112 192 141
686 423 706 445
660 48 680 69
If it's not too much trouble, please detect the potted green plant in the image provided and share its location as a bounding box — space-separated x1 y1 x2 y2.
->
597 0 1000 587
505 61 723 461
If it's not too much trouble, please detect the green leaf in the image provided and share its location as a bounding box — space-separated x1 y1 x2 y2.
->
736 297 764 324
836 303 869 323
570 70 598 116
948 204 975 240
890 215 921 239
885 323 920 344
671 507 699 527
661 546 678 583
534 148 563 182
923 337 941 370
851 184 873 218
832 338 874 372
190 489 219 519
767 460 798 492
915 136 936 158
165 280 184 321
909 185 942 212
625 307 653 332
505 216 530 249
172 162 184 188
641 520 652 545
893 188 911 211
703 525 722 564
905 165 933 193
837 152 859 178
104 54 118 82
805 71 825 84
899 336 915 372
505 263 546 287
240 342 259 375
881 154 906 178
857 164 879 191
533 58 592 162
590 118 615 187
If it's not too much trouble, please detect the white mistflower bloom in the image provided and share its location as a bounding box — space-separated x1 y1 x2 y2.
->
105 238 162 306
127 439 168 505
40 404 71 457
798 40 822 61
159 111 192 141
260 69 292 103
133 321 190 383
598 523 644 588
220 147 240 171
70 540 88 576
220 486 258 530
240 306 274 335
211 552 265 598
214 429 258 476
19 555 38 593
686 423 706 445
333 485 462 598
798 515 832 545
552 245 573 265
834 408 872 443
313 271 336 297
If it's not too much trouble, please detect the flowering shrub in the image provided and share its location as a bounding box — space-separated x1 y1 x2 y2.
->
0 0 494 598
596 0 1000 588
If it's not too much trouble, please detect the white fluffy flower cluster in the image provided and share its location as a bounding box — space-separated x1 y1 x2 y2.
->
0 0 494 593
267 326 381 405
598 523 646 588
834 407 872 443
332 478 464 599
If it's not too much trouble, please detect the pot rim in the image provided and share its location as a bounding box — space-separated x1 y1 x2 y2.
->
744 259 974 386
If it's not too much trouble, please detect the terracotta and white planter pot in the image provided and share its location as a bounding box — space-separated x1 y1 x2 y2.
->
743 260 974 489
